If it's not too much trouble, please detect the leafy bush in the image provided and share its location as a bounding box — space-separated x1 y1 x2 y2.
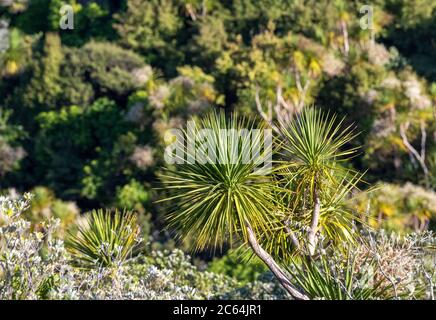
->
354 183 436 233
115 180 150 213
113 0 183 75
58 41 149 107
0 193 67 299
208 249 268 284
25 186 79 237
34 98 130 201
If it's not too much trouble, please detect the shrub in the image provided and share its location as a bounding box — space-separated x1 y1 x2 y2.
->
25 186 79 237
115 180 150 214
208 249 268 284
60 42 148 106
354 183 436 233
0 193 68 300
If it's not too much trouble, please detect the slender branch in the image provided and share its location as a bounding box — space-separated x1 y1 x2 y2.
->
201 0 207 17
245 221 309 300
254 86 280 134
340 20 349 57
292 67 310 112
376 259 399 299
297 78 310 111
420 120 427 160
284 221 301 250
185 4 197 21
399 121 429 179
421 262 435 300
255 63 312 128
294 68 303 92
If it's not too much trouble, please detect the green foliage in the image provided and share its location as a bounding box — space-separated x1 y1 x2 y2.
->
159 111 277 250
0 109 23 143
13 0 51 34
279 107 358 170
2 188 435 300
2 0 436 300
0 109 25 178
115 179 150 213
26 186 79 236
4 39 148 114
160 108 367 267
75 41 145 96
274 107 364 252
34 98 129 200
0 27 28 76
1 194 286 300
164 66 223 116
114 0 183 75
20 32 63 111
60 41 147 105
317 60 384 147
208 249 267 284
66 209 141 268
62 1 116 46
354 183 436 233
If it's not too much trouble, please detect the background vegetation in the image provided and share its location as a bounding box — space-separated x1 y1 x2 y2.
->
0 0 435 299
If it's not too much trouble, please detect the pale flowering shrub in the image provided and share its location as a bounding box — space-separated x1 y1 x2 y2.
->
356 230 436 299
280 230 435 300
106 250 287 300
0 194 285 300
0 193 68 299
130 146 155 169
49 250 285 300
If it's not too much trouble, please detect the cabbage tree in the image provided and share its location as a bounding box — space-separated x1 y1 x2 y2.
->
159 108 362 300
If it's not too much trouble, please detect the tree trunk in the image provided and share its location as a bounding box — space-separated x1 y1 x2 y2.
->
308 186 320 256
245 221 309 300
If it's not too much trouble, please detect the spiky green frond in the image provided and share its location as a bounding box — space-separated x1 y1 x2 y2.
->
287 249 394 300
66 209 141 268
158 111 279 251
279 107 359 169
267 108 365 254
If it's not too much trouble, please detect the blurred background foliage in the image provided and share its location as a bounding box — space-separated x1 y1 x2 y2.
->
0 0 435 282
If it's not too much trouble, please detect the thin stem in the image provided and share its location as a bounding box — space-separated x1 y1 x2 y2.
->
308 182 321 256
245 221 309 300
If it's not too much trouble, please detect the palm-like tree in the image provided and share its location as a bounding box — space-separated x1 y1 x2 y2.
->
159 111 308 299
159 108 363 300
278 108 362 255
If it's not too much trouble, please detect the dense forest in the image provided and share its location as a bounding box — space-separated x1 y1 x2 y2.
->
0 0 435 300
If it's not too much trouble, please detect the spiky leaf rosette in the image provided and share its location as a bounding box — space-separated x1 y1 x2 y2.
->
158 111 279 251
275 107 364 249
286 246 395 300
66 209 141 268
